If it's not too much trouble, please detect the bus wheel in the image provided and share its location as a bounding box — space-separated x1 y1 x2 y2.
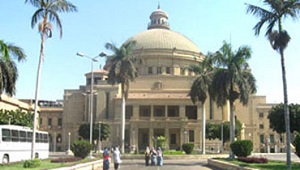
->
35 153 39 159
3 155 9 163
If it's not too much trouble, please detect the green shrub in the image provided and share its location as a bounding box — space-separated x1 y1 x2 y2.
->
230 140 253 157
163 150 184 155
182 143 194 154
23 159 41 168
294 133 300 157
156 136 167 149
71 140 93 158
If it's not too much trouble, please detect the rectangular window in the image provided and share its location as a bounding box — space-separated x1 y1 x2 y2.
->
43 134 49 143
270 134 275 143
166 67 171 74
58 118 62 127
126 105 133 119
259 124 264 129
148 67 153 75
2 129 11 142
139 106 151 117
39 118 43 126
260 134 264 143
189 130 194 143
259 112 264 118
157 67 162 74
168 106 179 117
27 132 32 142
185 106 197 119
19 131 26 142
48 118 52 126
11 130 19 142
170 133 176 144
154 106 165 117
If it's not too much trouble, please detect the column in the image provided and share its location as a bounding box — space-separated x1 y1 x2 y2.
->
132 105 139 120
150 105 154 120
164 128 169 150
149 128 154 147
179 105 185 120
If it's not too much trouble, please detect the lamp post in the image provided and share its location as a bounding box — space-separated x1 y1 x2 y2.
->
66 132 73 155
8 115 12 125
76 52 106 157
98 122 102 152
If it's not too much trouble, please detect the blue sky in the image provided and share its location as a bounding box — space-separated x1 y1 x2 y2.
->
0 0 299 104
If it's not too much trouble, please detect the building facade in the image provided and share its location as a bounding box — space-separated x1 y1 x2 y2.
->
62 7 286 153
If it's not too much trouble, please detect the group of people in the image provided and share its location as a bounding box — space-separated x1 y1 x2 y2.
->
144 146 164 166
102 146 122 170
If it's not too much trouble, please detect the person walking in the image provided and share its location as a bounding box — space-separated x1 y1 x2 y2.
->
144 146 151 166
150 147 157 166
157 147 163 166
113 146 122 170
103 147 110 170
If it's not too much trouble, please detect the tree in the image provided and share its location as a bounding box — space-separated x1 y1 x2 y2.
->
206 120 242 145
246 1 300 168
0 109 33 127
268 103 300 133
189 55 214 154
209 41 257 159
78 123 110 141
0 40 26 96
104 41 137 153
25 0 77 159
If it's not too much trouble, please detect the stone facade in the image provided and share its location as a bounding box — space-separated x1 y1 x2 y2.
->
0 7 287 154
61 7 286 153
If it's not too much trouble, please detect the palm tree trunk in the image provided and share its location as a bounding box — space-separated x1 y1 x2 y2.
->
121 86 126 154
202 102 206 154
280 48 291 169
229 100 235 159
31 35 45 159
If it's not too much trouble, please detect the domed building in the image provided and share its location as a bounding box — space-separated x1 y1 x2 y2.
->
61 6 284 154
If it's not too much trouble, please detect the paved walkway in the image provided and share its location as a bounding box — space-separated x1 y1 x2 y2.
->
118 159 220 170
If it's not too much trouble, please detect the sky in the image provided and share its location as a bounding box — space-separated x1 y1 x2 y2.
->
0 0 299 104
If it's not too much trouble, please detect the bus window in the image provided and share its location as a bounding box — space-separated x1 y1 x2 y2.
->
43 134 48 143
27 132 32 142
36 133 40 143
2 129 11 141
11 130 19 142
20 131 26 142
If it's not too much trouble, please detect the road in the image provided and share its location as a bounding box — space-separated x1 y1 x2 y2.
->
118 159 220 170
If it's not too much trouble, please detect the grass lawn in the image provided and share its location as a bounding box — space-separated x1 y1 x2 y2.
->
0 158 96 170
216 158 300 170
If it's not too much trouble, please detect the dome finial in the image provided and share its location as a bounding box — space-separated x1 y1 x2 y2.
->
158 0 160 9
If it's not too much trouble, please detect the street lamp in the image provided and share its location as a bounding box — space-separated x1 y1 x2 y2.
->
66 132 73 155
98 122 102 152
76 52 106 157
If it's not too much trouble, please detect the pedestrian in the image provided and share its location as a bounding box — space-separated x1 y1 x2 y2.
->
113 146 122 170
103 147 110 170
144 146 151 166
150 147 157 166
157 147 163 166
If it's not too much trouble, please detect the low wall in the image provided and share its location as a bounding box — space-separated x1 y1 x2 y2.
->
207 158 258 170
53 159 106 170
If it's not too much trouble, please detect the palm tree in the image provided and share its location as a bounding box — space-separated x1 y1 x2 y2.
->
104 41 137 153
25 0 77 159
188 55 214 154
209 41 256 159
0 39 26 96
246 1 300 168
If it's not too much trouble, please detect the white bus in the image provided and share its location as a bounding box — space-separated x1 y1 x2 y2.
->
0 125 49 164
